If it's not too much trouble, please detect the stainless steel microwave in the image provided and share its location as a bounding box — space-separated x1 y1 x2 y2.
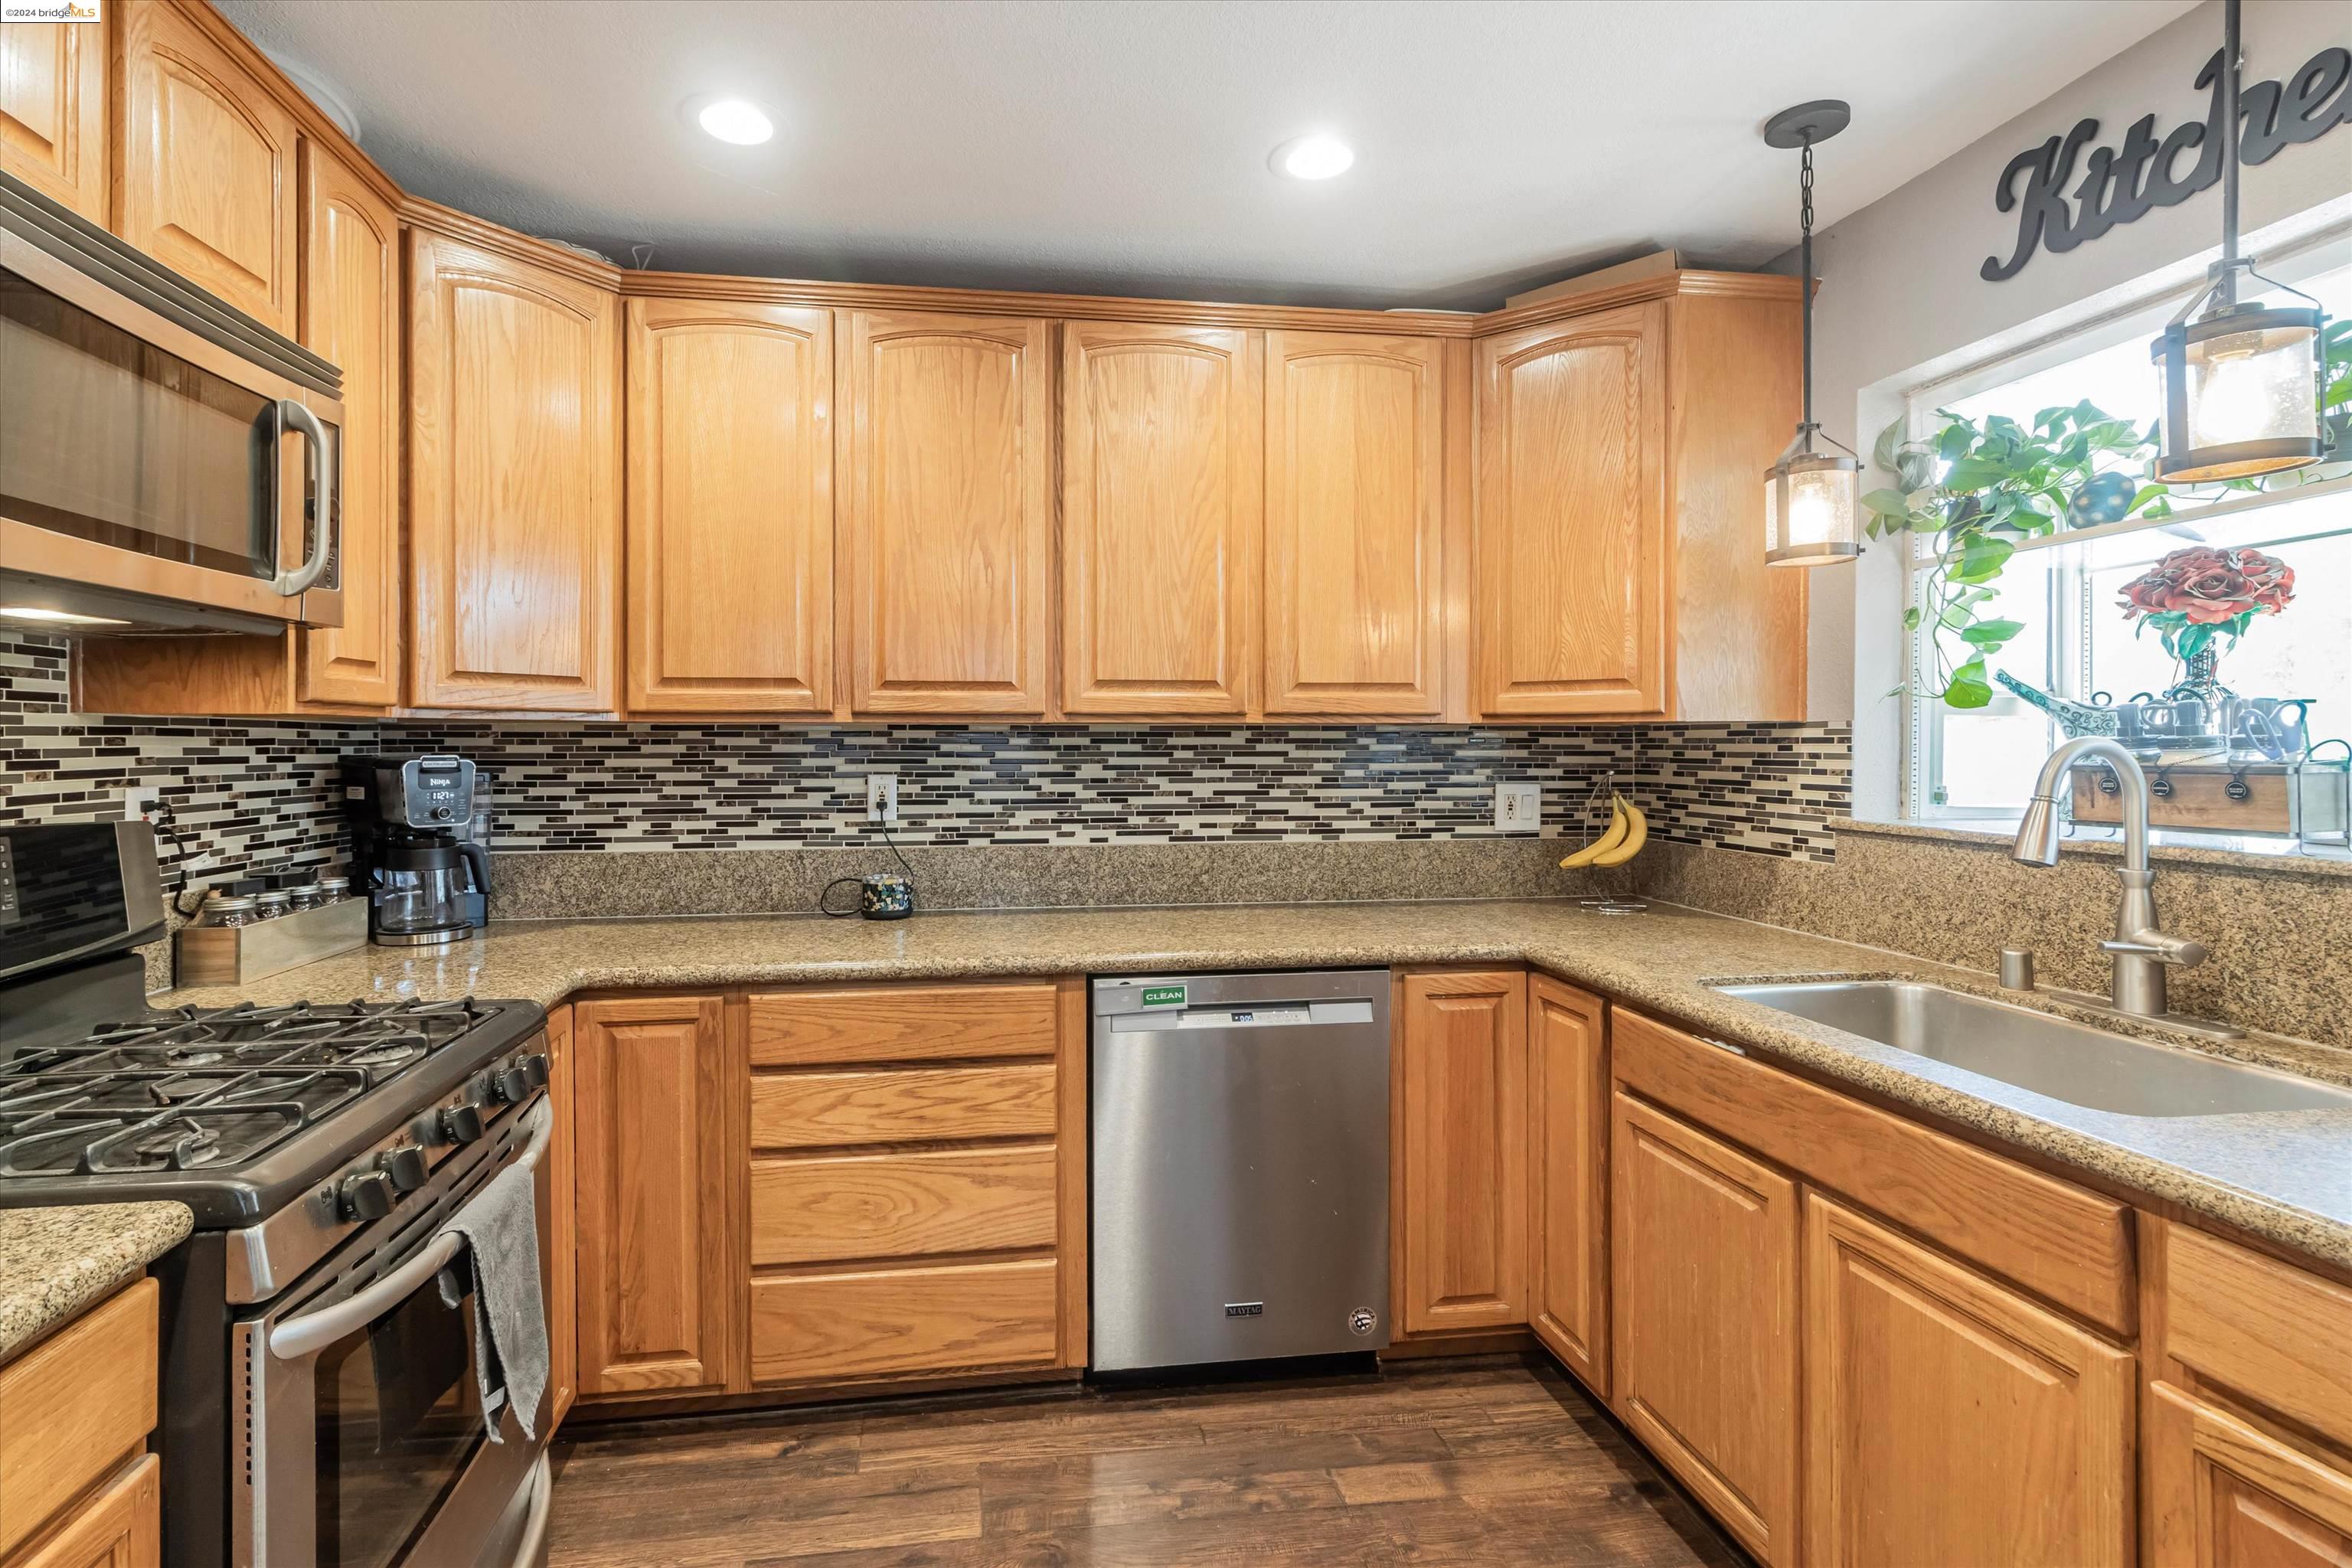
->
0 170 342 635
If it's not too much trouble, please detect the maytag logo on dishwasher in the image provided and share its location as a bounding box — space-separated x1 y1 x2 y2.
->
2 0 100 20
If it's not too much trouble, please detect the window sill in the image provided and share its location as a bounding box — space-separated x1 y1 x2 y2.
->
1834 815 2352 880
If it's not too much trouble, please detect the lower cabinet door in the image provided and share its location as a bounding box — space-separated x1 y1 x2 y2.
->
573 995 737 1396
13 1453 159 1568
2148 1381 2352 1568
1527 976 1609 1393
1610 1090 1799 1566
1805 1193 2134 1568
1396 969 1529 1334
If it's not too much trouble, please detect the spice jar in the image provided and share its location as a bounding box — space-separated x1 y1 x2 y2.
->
198 893 262 928
286 881 327 913
316 874 351 903
253 890 292 921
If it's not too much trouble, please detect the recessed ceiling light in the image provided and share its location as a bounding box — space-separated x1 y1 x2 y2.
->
697 99 774 146
1270 134 1354 181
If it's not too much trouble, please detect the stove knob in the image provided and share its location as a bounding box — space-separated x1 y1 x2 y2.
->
493 1066 528 1104
518 1053 550 1089
339 1170 394 1221
439 1102 485 1145
379 1144 429 1192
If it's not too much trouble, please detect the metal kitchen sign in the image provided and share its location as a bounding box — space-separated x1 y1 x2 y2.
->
1983 44 2350 282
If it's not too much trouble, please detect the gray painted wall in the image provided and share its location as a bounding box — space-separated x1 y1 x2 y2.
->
1785 0 2352 817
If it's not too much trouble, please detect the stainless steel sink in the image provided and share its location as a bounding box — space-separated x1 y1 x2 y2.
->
1711 980 2352 1119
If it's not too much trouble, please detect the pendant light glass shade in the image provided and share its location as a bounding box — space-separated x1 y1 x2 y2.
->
1765 446 1861 567
2150 302 2326 482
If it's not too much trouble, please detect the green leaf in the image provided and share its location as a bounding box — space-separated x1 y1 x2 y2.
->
1901 606 1922 631
1949 535 2015 583
1960 618 2024 646
1937 423 1975 461
1944 660 1994 709
1941 456 2013 491
1860 488 1913 519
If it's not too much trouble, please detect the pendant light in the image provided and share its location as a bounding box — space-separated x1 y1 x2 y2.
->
1762 100 1860 567
2148 0 2328 483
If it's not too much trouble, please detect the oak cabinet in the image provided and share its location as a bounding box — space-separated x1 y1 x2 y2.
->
407 230 621 712
1803 1194 2133 1568
1395 968 1528 1336
1059 321 1260 716
0 15 106 224
572 995 737 1397
0 1280 158 1566
542 1004 577 1431
1472 292 1805 720
626 299 834 714
2148 1383 2352 1568
1263 330 1446 716
5 1454 160 1568
1611 1089 1799 1566
115 0 297 332
1526 975 1608 1393
839 309 1052 716
294 143 401 708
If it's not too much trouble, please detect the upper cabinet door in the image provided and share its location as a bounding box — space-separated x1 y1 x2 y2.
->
295 145 400 709
1474 302 1667 717
116 0 297 332
407 231 620 712
0 16 106 223
1060 322 1260 717
840 309 1051 716
626 299 834 715
1264 331 1442 717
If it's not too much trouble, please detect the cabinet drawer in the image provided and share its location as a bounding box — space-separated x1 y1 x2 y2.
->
750 1064 1057 1149
0 1280 158 1561
1615 1008 2135 1334
750 1145 1058 1265
747 982 1059 1066
8 1453 158 1568
2164 1222 2352 1451
749 1259 1060 1383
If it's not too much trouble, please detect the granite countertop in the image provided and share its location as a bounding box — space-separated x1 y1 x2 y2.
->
163 900 2352 1274
0 1202 192 1362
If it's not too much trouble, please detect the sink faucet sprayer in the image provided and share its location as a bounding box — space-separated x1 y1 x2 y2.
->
2011 737 2207 1021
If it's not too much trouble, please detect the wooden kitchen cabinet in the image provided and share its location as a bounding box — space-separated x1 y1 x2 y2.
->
114 0 297 332
1472 289 1805 720
1395 968 1528 1336
0 15 107 224
2148 1382 2352 1568
572 994 739 1397
3 1455 159 1568
838 308 1052 716
1263 330 1446 716
0 1279 158 1565
542 1003 578 1431
407 229 621 712
1059 320 1260 716
626 298 834 714
1804 1193 2133 1568
1611 1089 1798 1566
1525 976 1608 1394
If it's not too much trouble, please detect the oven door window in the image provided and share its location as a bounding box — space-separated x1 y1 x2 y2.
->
312 1263 484 1568
0 266 276 578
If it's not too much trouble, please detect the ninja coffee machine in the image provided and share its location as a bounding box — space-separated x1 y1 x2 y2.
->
344 754 492 946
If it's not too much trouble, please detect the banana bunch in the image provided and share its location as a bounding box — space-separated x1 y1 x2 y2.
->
1560 792 1648 868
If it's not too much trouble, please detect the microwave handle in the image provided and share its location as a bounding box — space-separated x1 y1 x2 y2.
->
266 1102 553 1361
271 398 338 596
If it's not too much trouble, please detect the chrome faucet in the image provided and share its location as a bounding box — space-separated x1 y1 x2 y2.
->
2011 737 2207 1021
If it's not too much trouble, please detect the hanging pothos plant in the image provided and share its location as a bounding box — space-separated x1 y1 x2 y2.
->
1864 403 2164 708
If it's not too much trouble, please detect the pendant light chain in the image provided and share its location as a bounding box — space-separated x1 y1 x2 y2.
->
2218 0 2242 304
1799 136 1816 433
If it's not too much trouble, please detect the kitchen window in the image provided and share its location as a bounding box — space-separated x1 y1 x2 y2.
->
1902 251 2352 854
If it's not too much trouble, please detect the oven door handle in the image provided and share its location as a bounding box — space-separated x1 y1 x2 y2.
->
267 1102 552 1362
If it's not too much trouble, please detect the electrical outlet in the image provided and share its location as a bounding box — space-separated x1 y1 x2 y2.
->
866 774 900 824
1494 782 1540 833
123 787 155 822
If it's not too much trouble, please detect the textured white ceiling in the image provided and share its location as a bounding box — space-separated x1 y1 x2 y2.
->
215 0 2198 309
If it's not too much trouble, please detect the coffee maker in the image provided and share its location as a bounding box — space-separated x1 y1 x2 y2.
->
343 755 492 946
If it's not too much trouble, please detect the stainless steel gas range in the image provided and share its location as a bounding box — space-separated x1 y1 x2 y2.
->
0 822 555 1568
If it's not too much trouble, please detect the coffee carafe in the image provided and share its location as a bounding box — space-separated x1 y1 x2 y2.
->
343 755 493 946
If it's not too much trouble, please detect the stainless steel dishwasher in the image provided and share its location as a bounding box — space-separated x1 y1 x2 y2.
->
1090 969 1390 1373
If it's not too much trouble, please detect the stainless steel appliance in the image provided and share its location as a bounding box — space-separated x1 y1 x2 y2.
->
0 822 553 1568
0 169 342 635
345 756 492 946
1090 969 1390 1373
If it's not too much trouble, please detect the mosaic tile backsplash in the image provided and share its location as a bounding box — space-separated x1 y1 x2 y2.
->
4 633 1851 894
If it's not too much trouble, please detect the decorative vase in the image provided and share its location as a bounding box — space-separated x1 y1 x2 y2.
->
2175 644 2230 706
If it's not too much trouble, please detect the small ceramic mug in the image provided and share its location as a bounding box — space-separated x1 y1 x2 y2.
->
861 872 913 920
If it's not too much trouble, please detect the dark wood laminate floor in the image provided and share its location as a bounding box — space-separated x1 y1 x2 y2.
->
545 1355 1749 1566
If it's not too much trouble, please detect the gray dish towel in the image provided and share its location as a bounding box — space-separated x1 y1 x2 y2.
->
436 1099 549 1444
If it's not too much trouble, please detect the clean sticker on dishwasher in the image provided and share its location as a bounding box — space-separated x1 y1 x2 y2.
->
1140 985 1187 1008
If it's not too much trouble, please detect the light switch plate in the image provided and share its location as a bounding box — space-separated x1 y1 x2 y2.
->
1494 782 1540 833
866 774 900 823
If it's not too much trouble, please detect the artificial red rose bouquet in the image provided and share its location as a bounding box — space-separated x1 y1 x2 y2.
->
2117 544 2295 662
